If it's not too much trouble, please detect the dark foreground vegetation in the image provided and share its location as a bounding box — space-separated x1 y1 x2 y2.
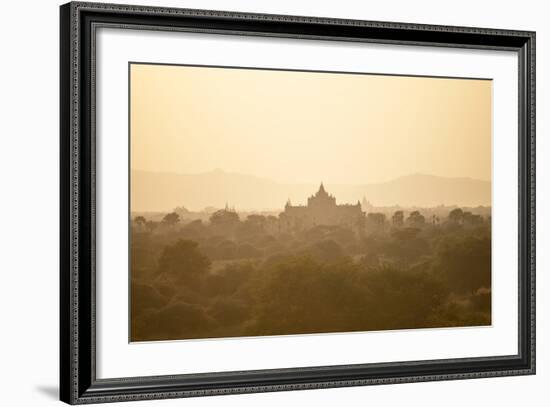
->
131 208 491 341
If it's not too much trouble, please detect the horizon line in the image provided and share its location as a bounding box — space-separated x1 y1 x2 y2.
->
130 203 493 214
130 168 492 185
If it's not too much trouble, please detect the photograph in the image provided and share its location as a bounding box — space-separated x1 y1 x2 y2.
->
56 1 536 404
129 63 493 342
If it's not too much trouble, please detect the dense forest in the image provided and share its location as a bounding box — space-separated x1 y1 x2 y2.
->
130 207 491 341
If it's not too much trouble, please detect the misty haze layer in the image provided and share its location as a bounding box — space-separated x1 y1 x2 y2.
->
131 169 491 212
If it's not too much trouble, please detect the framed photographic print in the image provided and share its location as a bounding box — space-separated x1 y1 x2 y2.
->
60 1 536 404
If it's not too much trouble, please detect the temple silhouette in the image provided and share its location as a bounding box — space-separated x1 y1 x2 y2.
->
280 183 365 231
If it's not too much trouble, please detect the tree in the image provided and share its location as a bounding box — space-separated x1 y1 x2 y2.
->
145 220 158 233
134 215 146 226
366 213 386 232
449 208 464 223
407 211 425 227
133 301 213 341
162 212 180 227
209 209 240 234
158 239 211 284
463 211 483 226
367 212 386 224
266 215 279 234
236 243 263 259
246 214 267 227
173 206 190 215
239 214 267 236
355 215 366 235
133 216 147 231
436 236 491 294
392 210 404 227
391 227 420 241
309 239 345 263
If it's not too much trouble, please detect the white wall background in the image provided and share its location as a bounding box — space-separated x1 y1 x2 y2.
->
0 0 546 405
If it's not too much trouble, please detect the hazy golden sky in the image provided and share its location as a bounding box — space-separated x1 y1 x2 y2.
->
130 63 492 184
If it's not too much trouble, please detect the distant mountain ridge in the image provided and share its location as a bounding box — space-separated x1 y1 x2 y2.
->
131 169 491 212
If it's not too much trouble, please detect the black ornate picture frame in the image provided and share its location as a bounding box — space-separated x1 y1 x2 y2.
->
60 1 535 404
